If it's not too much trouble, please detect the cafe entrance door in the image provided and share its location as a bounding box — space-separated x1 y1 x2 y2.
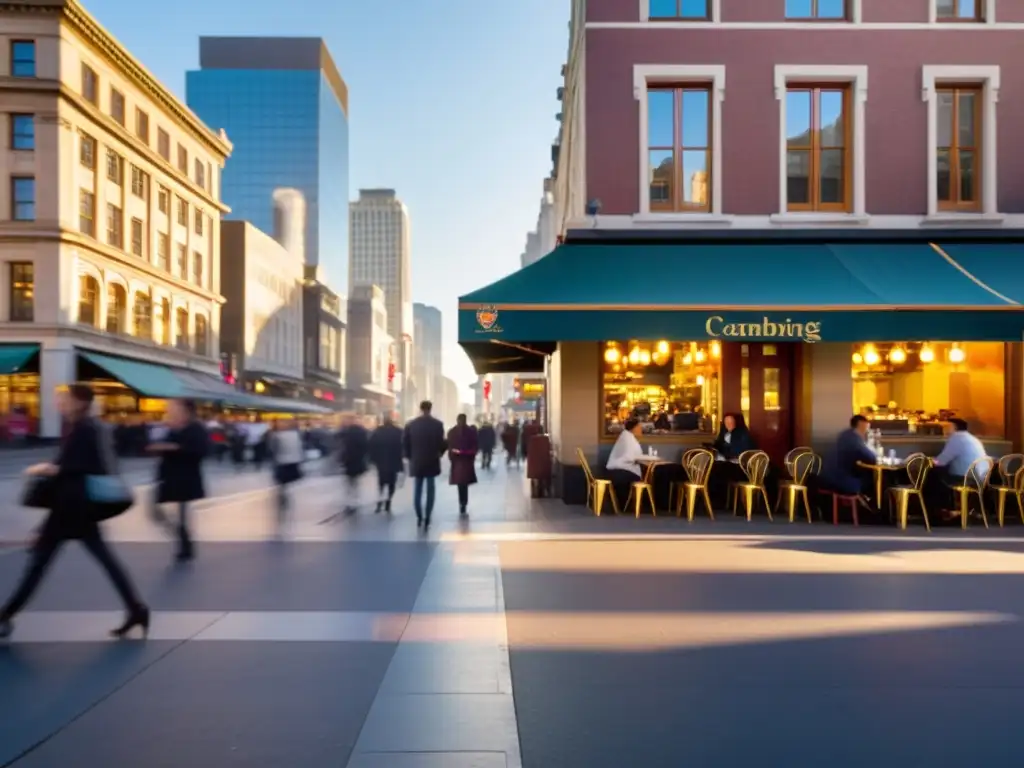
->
722 343 795 466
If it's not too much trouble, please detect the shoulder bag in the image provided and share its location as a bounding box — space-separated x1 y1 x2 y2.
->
86 422 134 521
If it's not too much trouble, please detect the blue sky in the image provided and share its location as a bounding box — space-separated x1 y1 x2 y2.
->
84 0 570 396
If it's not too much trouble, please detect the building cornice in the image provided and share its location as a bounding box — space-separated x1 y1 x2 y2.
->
0 225 226 304
0 0 232 158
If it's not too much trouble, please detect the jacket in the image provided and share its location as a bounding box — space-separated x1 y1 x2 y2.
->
403 415 447 478
713 427 755 460
41 416 108 539
338 424 370 476
447 425 478 486
821 427 876 495
478 424 496 452
270 428 304 465
157 421 209 503
369 423 405 477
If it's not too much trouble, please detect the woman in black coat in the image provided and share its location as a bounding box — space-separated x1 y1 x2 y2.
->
149 399 208 562
368 414 404 513
0 384 148 640
447 415 479 516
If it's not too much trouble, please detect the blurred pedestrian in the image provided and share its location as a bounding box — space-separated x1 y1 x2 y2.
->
478 420 496 470
1 384 148 640
337 413 369 515
447 414 478 516
148 399 208 563
403 400 446 529
268 417 304 526
368 412 404 513
501 420 520 466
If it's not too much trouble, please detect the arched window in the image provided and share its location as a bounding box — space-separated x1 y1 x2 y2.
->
105 283 126 334
154 297 171 345
133 291 152 339
194 315 208 356
78 275 99 326
175 307 189 350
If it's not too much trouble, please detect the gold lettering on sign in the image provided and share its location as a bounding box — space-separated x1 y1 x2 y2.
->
705 316 821 343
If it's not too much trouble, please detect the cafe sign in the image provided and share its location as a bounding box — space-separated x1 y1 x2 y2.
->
705 315 821 343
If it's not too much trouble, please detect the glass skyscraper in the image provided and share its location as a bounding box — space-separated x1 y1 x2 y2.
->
186 37 349 294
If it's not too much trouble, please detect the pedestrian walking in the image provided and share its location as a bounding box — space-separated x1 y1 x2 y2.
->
403 400 447 529
478 420 496 470
0 384 149 640
148 399 208 563
337 414 369 515
368 412 404 513
268 417 304 526
447 414 479 516
501 420 520 466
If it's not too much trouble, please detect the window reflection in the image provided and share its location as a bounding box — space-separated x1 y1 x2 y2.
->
602 340 721 435
851 341 1005 437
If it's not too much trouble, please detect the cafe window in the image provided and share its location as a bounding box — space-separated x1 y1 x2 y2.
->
936 85 980 210
647 85 711 212
602 340 721 436
851 341 1005 438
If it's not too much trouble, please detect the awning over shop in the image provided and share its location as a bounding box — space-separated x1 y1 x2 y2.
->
80 352 185 398
458 235 1024 372
0 344 39 374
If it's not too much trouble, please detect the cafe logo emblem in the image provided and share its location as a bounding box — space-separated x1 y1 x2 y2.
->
476 306 501 333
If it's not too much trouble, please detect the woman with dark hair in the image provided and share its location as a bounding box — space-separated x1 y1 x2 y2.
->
606 418 646 504
148 398 208 562
447 414 479 516
0 384 148 640
713 413 755 460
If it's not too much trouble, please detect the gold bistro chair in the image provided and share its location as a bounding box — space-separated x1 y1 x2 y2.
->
676 448 715 521
576 448 619 516
780 451 820 523
949 456 992 529
774 446 813 513
727 449 761 511
992 454 1024 527
887 453 931 532
623 470 657 518
734 450 773 521
670 448 704 512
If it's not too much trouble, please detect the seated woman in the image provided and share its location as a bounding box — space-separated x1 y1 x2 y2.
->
709 413 755 506
605 418 645 503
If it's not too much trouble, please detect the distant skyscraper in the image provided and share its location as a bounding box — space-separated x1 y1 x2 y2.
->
186 37 350 293
349 189 413 413
413 303 442 403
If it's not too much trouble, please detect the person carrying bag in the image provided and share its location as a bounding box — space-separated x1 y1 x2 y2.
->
0 384 148 641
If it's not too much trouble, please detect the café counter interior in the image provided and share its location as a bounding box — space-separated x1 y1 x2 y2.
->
602 339 1013 453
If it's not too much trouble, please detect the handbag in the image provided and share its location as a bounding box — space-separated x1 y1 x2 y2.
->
86 422 134 521
21 474 55 509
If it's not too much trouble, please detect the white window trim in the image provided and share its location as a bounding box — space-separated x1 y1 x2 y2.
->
922 65 999 217
639 0 721 22
773 65 868 219
929 0 995 23
633 64 726 217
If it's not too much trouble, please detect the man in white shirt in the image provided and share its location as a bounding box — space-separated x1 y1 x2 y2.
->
926 418 991 519
605 418 645 502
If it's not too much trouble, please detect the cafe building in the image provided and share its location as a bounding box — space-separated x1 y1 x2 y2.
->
458 227 1024 501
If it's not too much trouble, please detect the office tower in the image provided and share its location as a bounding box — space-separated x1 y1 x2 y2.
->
349 189 413 414
413 303 442 403
186 37 349 293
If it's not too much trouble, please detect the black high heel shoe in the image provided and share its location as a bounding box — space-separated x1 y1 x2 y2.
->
0 616 13 640
111 605 150 639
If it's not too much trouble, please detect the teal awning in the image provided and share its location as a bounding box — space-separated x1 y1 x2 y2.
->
0 345 39 375
81 352 185 397
458 240 1024 371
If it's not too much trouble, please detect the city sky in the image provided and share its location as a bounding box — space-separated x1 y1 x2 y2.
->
83 0 570 398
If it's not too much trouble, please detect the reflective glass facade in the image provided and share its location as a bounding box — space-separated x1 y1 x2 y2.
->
186 68 349 294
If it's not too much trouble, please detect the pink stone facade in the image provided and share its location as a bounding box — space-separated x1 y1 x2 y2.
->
583 0 1024 218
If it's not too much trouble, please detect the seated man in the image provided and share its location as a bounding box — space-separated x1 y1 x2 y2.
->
605 418 645 503
819 415 876 499
925 418 991 519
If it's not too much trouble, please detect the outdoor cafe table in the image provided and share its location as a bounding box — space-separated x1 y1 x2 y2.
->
857 457 908 512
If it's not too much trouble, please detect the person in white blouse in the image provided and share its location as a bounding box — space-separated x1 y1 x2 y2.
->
605 419 645 502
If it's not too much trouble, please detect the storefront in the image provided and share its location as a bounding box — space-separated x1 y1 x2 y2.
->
458 229 1024 501
0 345 41 440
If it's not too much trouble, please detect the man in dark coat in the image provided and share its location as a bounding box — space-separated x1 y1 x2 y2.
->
148 399 208 563
337 414 370 515
403 400 446 529
368 412 404 513
477 421 496 470
501 420 520 466
820 414 877 497
447 415 479 516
